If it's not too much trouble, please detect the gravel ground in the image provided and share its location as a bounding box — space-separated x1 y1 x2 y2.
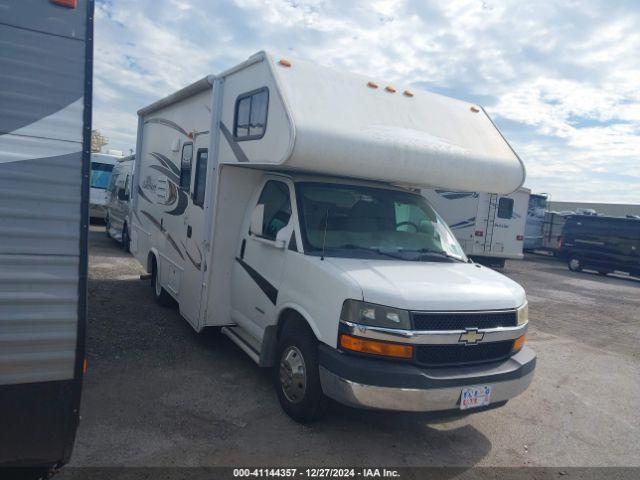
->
69 225 640 467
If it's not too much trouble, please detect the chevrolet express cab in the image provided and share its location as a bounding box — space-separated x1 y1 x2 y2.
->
130 52 535 421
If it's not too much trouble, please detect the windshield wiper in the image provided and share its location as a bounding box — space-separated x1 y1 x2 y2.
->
337 244 406 261
416 248 466 263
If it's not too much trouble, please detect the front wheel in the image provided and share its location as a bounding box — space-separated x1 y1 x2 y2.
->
275 322 326 423
568 255 583 272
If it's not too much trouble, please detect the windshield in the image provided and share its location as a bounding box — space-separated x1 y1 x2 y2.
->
90 162 114 189
296 182 467 262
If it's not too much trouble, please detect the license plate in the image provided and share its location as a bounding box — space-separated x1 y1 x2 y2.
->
460 385 492 410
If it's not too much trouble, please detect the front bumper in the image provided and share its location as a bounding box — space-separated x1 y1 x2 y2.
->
319 345 536 412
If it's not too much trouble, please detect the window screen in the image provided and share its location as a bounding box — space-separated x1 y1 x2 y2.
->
234 88 269 140
497 197 514 219
255 181 291 240
192 149 208 208
180 142 193 191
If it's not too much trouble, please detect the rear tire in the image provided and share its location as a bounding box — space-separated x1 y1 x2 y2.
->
122 223 130 253
275 320 326 423
568 255 583 272
151 256 174 307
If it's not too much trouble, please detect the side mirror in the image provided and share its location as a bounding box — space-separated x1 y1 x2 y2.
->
117 188 128 201
249 204 264 236
274 227 290 249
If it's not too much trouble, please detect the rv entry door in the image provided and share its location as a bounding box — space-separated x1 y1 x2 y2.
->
178 142 210 327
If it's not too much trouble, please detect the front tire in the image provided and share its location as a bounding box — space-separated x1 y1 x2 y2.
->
151 256 174 307
275 321 326 423
568 255 583 272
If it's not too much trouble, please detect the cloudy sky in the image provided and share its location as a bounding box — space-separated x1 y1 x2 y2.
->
93 0 640 203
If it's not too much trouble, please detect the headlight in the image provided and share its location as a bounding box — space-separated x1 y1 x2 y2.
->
516 301 528 326
340 300 411 329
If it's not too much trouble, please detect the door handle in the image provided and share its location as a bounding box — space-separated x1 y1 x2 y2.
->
187 225 192 238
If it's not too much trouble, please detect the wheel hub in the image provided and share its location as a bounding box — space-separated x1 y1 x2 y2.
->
279 346 307 404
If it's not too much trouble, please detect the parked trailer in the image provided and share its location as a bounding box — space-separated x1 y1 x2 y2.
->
524 193 548 251
131 52 534 422
0 0 93 470
421 188 530 268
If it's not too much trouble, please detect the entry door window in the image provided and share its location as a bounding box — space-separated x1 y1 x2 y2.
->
255 181 291 240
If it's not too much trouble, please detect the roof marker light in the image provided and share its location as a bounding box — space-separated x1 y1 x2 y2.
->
278 59 292 67
385 86 396 93
403 90 414 97
50 0 77 7
470 106 480 112
367 81 379 89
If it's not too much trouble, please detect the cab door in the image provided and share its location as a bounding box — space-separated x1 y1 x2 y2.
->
230 178 293 341
177 138 210 328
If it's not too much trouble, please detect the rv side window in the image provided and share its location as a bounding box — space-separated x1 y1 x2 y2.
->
234 88 269 141
180 142 193 191
192 149 208 208
497 197 514 219
254 180 291 240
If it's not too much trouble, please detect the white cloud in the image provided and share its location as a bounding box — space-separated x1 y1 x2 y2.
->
93 0 640 203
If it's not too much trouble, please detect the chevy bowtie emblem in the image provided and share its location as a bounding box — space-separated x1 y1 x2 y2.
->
459 328 484 345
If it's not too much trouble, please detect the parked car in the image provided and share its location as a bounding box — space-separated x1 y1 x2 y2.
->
562 215 640 277
106 155 135 251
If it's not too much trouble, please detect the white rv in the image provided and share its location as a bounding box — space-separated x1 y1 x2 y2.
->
89 152 120 219
131 52 535 422
422 188 530 268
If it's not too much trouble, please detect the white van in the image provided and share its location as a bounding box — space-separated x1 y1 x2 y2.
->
131 52 535 422
422 188 530 268
106 155 135 251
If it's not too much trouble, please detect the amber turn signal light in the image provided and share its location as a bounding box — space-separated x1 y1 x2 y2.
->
50 0 77 7
340 334 413 359
512 335 526 353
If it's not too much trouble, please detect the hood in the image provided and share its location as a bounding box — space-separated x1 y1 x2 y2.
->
325 257 525 311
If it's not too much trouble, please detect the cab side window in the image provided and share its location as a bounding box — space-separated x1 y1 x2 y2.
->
180 142 193 191
255 181 291 240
